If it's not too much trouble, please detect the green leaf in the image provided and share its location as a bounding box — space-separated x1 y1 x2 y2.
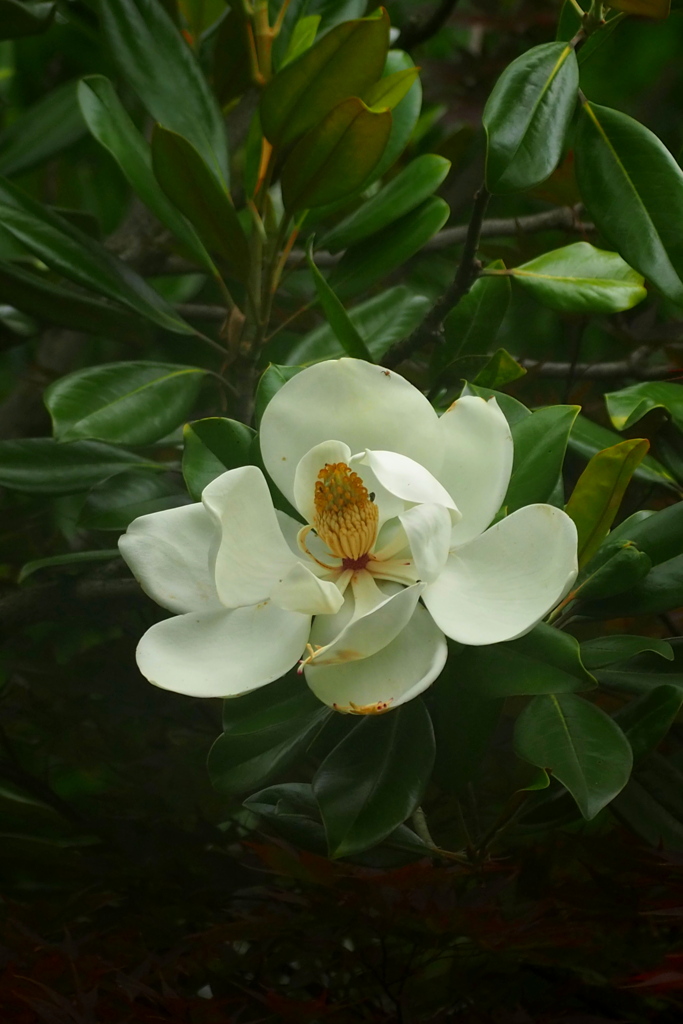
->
208 675 331 800
0 177 194 334
151 125 249 281
507 242 647 313
457 623 595 699
593 640 683 696
45 361 206 446
0 260 146 339
100 0 229 185
583 553 683 618
254 364 303 427
608 0 670 17
565 438 650 567
0 80 85 177
574 100 683 305
78 76 216 276
80 470 186 530
281 14 321 67
305 241 372 360
367 50 422 184
472 348 525 389
574 542 652 600
281 98 392 213
260 8 389 148
431 264 511 383
599 502 683 567
581 636 674 670
287 286 430 365
0 0 54 39
330 197 450 300
514 692 633 819
363 66 419 111
613 754 683 851
0 439 161 494
322 154 450 253
606 381 683 434
483 41 579 194
312 700 435 858
505 404 579 512
18 549 121 585
429 666 503 792
182 417 256 500
615 685 682 762
568 414 679 493
212 6 252 107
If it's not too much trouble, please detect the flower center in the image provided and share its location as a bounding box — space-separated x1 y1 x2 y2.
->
313 462 379 563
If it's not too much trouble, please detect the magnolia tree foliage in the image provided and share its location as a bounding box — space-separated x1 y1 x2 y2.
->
2 0 683 870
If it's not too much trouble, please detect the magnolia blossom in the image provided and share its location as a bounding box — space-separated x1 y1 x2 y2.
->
119 359 578 714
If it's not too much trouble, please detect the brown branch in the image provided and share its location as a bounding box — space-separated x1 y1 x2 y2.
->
520 358 681 380
397 0 460 51
383 185 491 370
174 303 228 322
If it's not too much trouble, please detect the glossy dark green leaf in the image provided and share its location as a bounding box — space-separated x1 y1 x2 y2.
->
260 8 389 148
0 439 160 494
100 0 229 184
0 260 146 339
568 414 678 492
514 692 633 819
313 700 435 858
612 755 683 851
18 549 121 585
212 6 251 106
429 664 502 792
614 685 682 761
367 50 422 184
151 125 249 280
459 382 531 426
594 641 683 696
364 66 419 111
472 348 526 390
583 553 683 618
599 502 683 567
609 0 670 16
457 623 595 699
78 76 216 275
431 262 511 383
581 636 673 670
281 98 392 212
182 417 256 500
483 41 579 194
208 675 331 800
0 177 193 334
556 2 626 66
0 0 54 39
287 286 430 364
322 154 450 253
80 470 187 530
504 404 579 512
331 197 450 300
45 361 206 446
606 381 683 435
575 100 683 304
305 241 372 360
565 438 650 567
508 242 646 313
0 80 85 177
254 364 303 426
574 542 652 600
280 14 321 68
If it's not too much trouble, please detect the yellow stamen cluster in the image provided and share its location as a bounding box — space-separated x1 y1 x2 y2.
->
313 462 379 562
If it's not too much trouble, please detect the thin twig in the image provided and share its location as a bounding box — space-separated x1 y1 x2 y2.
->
383 184 491 369
520 358 682 380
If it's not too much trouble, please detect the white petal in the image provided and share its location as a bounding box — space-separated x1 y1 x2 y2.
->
119 503 221 614
260 358 442 505
293 440 352 523
355 449 459 512
438 396 514 546
306 577 425 666
399 503 452 583
305 603 447 712
202 466 295 608
136 603 311 698
271 560 345 615
423 505 578 645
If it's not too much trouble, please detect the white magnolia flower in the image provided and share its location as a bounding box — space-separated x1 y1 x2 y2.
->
119 358 578 714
